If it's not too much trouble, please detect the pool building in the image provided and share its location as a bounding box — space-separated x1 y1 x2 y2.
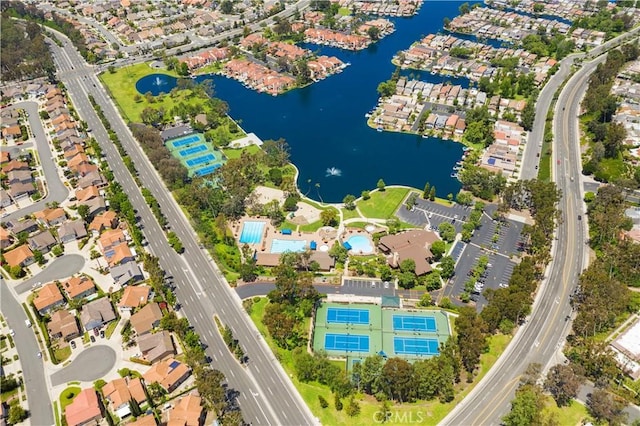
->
312 301 451 363
234 219 337 271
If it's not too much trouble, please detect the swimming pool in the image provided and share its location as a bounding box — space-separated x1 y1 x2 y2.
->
239 221 266 244
271 239 307 253
346 235 374 254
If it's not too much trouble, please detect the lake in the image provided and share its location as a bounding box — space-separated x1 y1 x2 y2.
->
136 1 467 203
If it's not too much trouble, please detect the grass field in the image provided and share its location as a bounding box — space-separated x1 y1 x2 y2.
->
53 346 71 363
59 386 81 411
222 144 262 159
357 187 410 219
250 297 516 425
341 208 362 221
99 63 221 125
543 398 592 425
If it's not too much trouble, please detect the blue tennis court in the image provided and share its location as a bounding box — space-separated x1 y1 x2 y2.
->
325 334 370 352
194 164 221 176
169 134 200 148
327 307 370 325
178 144 208 158
185 153 216 167
393 337 439 355
393 315 437 332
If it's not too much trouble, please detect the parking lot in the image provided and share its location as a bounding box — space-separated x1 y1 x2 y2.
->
396 195 526 310
341 278 396 297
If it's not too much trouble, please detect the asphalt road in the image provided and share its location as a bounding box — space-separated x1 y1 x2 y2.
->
441 53 602 426
0 277 53 426
3 101 69 224
50 345 116 386
13 254 85 295
46 31 317 426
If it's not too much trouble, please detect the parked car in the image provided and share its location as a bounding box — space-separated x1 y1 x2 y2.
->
90 335 95 343
25 319 32 328
93 328 99 336
70 340 76 349
100 330 105 339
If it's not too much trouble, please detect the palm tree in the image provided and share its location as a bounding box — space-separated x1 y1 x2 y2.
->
315 183 323 203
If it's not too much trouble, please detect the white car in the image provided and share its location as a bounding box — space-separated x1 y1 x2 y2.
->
9 329 15 337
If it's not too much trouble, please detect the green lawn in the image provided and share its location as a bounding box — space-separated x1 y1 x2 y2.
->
100 63 222 126
338 6 351 16
53 346 71 363
222 144 262 159
543 398 591 425
341 208 362 221
357 187 410 219
59 386 81 412
105 320 118 339
299 220 325 232
250 297 514 425
595 156 627 182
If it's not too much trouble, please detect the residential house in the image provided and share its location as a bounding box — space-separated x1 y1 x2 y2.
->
111 262 144 287
0 228 13 249
107 243 135 268
80 197 107 219
137 330 175 363
59 220 88 243
168 394 204 426
0 189 11 208
99 228 127 252
143 358 191 393
64 388 104 426
118 285 150 311
1 125 22 142
47 310 80 341
88 210 118 234
1 160 28 173
128 415 158 426
77 171 107 189
102 377 146 419
378 230 440 275
33 283 65 315
75 186 100 203
7 181 35 200
62 276 96 300
80 297 116 331
8 219 38 235
34 208 67 227
130 302 162 335
27 230 57 253
3 244 34 267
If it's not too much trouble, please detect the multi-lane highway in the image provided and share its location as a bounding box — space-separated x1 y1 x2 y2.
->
441 51 614 426
47 32 316 425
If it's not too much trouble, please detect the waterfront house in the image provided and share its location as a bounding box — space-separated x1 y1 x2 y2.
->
143 358 191 393
130 302 162 335
3 244 34 267
81 297 116 331
34 283 65 315
47 310 80 341
65 388 104 426
445 114 459 131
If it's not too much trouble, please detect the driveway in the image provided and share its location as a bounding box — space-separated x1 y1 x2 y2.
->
50 345 116 386
14 254 85 294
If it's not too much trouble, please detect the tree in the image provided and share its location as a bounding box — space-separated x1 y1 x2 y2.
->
382 357 415 402
320 208 339 226
438 222 456 243
196 368 226 412
604 122 626 158
430 240 446 261
77 204 91 222
318 395 328 408
334 394 343 411
455 307 488 376
377 179 386 191
377 80 396 98
456 191 473 206
367 26 381 41
343 194 357 210
33 249 45 265
544 364 584 407
520 98 535 131
262 138 290 167
417 292 432 307
423 182 431 199
439 256 455 279
459 2 470 15
429 186 436 201
346 397 361 417
8 404 27 424
268 168 283 186
359 354 385 395
587 388 628 426
361 190 371 200
502 384 546 426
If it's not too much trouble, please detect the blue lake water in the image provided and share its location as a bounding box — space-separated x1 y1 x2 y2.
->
136 1 467 202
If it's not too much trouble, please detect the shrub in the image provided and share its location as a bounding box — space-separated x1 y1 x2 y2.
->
334 394 343 411
318 395 328 408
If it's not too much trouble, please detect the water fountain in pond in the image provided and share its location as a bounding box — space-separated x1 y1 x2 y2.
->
326 167 342 177
153 76 165 86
